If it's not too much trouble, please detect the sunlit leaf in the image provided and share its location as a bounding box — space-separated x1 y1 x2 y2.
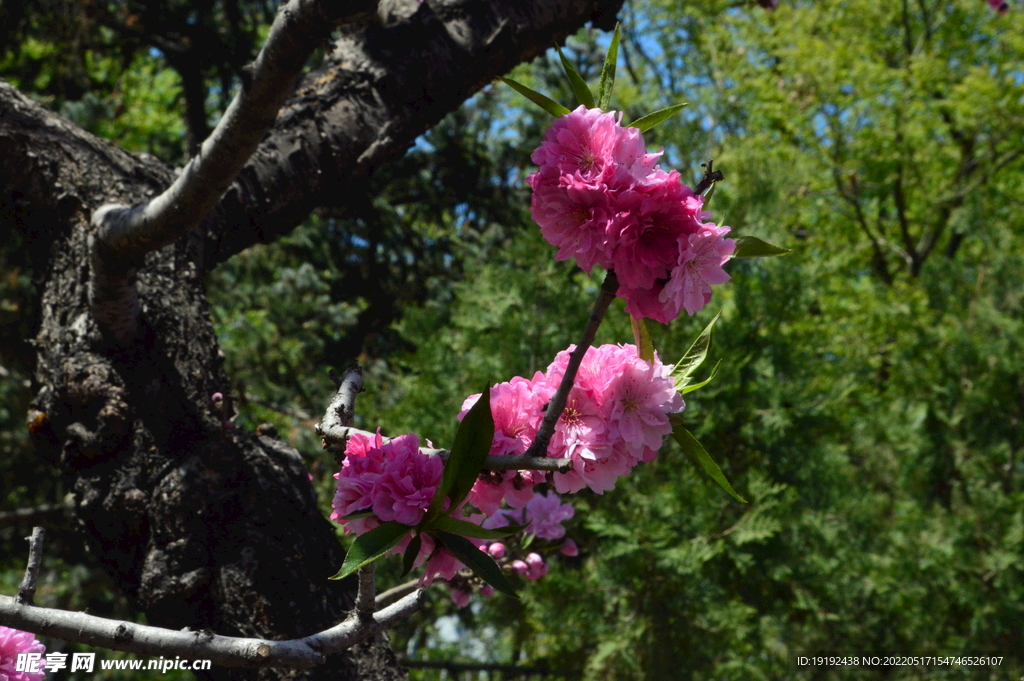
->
500 77 571 117
628 103 687 133
556 46 595 108
732 236 791 258
597 23 621 109
669 311 721 391
330 521 410 580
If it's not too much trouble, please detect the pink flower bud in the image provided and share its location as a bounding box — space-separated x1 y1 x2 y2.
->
525 552 544 568
511 560 529 576
211 392 224 403
487 542 506 559
479 584 494 597
560 539 578 557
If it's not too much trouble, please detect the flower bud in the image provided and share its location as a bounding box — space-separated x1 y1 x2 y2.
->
560 539 579 557
511 560 529 576
487 542 506 559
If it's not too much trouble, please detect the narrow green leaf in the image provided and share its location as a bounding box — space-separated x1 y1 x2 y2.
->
702 180 717 209
436 531 518 598
630 315 655 362
500 77 571 117
597 23 621 109
628 103 688 133
680 359 721 395
425 385 494 522
731 236 791 258
521 532 535 551
669 311 721 391
400 534 421 578
670 416 746 503
330 521 411 580
430 516 527 540
556 46 595 108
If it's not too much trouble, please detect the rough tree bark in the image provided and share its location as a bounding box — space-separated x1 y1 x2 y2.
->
0 0 623 679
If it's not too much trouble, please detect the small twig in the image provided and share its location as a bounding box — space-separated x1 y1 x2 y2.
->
524 271 619 459
317 426 573 474
16 527 45 606
694 160 724 195
355 565 375 619
316 363 363 463
374 580 421 610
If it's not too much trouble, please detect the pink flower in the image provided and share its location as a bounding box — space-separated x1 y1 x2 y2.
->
661 224 735 317
487 542 506 559
605 174 703 291
523 553 549 580
605 355 684 459
331 430 385 522
449 587 473 609
419 548 464 586
524 491 575 540
372 434 443 526
0 626 46 681
560 539 579 557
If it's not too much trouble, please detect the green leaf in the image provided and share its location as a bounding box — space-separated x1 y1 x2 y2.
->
628 103 688 133
597 23 621 109
669 311 721 391
425 385 494 522
430 515 527 540
702 180 717 209
400 534 421 578
630 314 655 362
681 359 721 395
500 77 571 117
436 531 518 598
731 236 791 258
670 415 746 503
330 521 411 580
556 46 595 109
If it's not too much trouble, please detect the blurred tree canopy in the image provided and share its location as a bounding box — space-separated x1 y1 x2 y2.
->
2 0 1023 679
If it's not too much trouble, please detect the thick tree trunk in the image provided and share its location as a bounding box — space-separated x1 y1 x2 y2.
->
0 0 623 679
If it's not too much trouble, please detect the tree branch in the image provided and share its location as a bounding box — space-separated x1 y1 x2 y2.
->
89 0 378 344
524 271 618 459
318 425 572 473
0 589 424 670
315 364 364 462
0 500 73 530
16 528 45 606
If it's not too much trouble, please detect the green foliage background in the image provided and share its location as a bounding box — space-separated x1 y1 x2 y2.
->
3 0 1024 679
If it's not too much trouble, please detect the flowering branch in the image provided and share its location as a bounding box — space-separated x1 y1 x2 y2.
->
16 527 44 606
375 580 421 609
0 590 423 669
524 271 619 459
321 425 572 473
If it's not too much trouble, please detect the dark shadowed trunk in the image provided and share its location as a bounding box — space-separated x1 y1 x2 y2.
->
0 0 623 679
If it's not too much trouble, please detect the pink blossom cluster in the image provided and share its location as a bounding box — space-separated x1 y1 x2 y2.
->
529 105 735 322
0 626 46 681
987 0 1009 13
461 343 683 508
331 430 442 530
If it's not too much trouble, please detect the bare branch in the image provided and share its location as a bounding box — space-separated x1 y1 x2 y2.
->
89 0 378 344
524 271 619 459
355 565 376 620
0 589 424 670
0 500 73 530
375 580 420 609
16 527 45 606
316 364 364 461
694 160 724 195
